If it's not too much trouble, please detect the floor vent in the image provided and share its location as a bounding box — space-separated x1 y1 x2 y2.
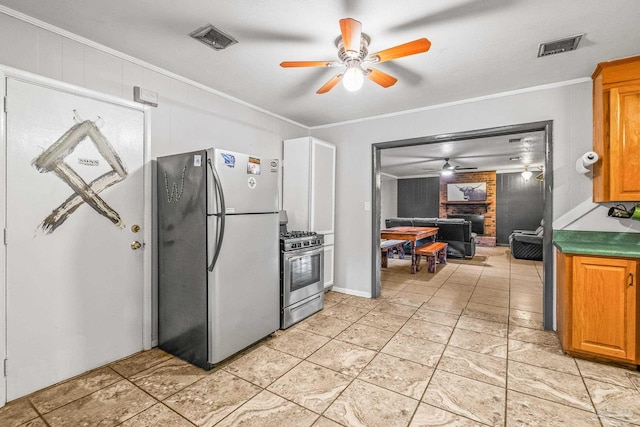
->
537 34 583 57
190 24 238 51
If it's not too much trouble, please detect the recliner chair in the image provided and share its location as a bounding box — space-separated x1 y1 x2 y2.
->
509 221 543 261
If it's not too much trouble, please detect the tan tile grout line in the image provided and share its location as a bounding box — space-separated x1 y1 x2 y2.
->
26 398 52 427
28 361 198 427
290 297 415 424
389 252 543 423
20 366 127 423
114 379 195 427
408 263 481 426
572 360 606 427
382 256 509 424
315 280 429 425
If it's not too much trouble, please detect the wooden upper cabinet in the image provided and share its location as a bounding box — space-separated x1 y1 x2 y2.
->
592 55 640 202
571 256 638 362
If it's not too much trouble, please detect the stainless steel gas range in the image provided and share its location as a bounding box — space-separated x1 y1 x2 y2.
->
280 230 325 329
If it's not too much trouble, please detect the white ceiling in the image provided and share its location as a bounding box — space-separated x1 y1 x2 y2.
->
1 1 639 127
380 131 545 178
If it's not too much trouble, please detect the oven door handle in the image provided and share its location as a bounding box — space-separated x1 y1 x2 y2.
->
283 246 323 261
207 158 225 272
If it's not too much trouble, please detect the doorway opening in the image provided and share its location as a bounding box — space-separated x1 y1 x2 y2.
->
371 121 554 330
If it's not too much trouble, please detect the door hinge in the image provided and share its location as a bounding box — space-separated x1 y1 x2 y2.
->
3 229 6 246
3 96 7 113
3 359 7 377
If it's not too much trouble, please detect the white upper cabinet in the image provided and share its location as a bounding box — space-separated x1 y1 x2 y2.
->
283 137 335 234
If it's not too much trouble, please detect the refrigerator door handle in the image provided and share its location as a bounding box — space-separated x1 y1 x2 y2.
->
207 158 226 272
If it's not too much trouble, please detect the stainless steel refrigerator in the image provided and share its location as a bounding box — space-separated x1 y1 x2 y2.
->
157 148 280 369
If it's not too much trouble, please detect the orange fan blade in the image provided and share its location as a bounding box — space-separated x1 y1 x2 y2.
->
369 38 431 63
316 74 343 94
280 61 336 68
339 18 362 58
367 68 398 88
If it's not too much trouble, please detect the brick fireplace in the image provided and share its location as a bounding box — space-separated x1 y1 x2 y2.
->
439 171 497 246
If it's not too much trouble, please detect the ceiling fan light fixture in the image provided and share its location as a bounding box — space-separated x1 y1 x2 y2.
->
521 165 533 180
281 18 429 94
343 65 364 92
441 169 454 176
442 159 454 170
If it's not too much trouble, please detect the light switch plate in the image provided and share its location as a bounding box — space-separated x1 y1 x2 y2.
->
364 202 371 211
133 86 159 107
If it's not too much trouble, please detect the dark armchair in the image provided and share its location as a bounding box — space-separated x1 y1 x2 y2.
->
509 221 543 261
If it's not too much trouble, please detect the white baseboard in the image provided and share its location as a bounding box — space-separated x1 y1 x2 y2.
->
329 286 372 298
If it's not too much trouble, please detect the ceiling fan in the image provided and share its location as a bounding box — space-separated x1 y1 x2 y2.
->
280 18 431 94
424 158 478 173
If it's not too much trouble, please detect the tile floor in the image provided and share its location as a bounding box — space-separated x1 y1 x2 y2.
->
2 246 640 426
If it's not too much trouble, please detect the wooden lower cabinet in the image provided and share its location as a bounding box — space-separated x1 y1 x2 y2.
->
556 251 639 364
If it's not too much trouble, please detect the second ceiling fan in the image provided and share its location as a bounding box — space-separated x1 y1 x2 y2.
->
425 158 478 174
280 18 431 94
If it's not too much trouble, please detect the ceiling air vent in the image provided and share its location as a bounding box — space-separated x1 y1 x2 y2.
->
508 138 522 143
190 24 238 51
537 34 583 57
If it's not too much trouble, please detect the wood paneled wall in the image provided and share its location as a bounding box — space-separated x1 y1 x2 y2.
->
397 177 440 218
496 172 544 244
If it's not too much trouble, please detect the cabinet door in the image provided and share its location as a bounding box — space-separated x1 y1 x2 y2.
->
283 138 311 230
609 84 640 200
310 139 335 234
572 256 637 361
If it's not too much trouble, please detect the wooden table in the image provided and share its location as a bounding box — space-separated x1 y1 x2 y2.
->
380 227 438 274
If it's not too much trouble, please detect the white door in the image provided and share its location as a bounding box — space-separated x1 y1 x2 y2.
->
5 78 145 400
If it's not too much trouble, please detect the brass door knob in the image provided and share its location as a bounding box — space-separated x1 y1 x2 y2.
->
131 241 142 250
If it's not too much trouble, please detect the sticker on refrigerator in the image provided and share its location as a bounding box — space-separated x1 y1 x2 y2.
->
270 160 279 173
221 153 235 168
193 154 202 167
247 177 257 189
247 157 261 175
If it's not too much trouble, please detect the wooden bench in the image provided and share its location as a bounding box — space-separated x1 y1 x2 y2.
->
380 239 408 268
414 242 448 273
